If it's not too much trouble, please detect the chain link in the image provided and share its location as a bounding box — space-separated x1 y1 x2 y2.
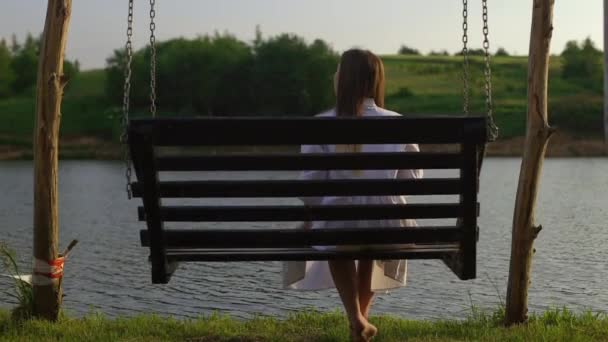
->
149 0 157 117
461 0 470 115
482 0 499 141
121 0 134 199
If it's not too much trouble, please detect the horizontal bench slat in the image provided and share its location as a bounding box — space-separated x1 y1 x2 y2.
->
137 203 470 222
128 116 487 145
156 152 463 171
164 245 460 261
139 226 463 248
131 178 462 198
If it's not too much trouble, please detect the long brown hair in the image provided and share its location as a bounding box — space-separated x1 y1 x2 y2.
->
334 49 385 155
335 49 385 118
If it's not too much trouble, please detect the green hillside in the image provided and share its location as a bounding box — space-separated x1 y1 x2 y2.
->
0 69 117 143
0 55 603 157
381 55 601 138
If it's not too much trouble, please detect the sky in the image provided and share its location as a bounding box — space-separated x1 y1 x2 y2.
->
0 1 603 70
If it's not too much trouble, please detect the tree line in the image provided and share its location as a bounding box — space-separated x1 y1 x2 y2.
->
400 38 604 93
105 29 339 117
1 31 602 115
0 33 80 99
398 45 510 57
560 38 603 93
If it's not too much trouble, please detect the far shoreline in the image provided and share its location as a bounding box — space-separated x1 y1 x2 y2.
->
0 132 606 161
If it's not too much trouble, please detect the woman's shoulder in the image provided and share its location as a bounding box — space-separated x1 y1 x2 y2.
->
315 109 336 117
313 107 403 117
374 107 402 117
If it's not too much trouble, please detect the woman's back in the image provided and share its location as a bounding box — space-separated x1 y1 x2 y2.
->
299 98 423 229
287 50 419 340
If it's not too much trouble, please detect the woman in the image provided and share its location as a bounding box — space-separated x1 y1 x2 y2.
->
283 49 423 342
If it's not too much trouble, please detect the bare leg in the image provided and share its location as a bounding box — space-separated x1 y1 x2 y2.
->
328 260 377 341
328 260 363 327
357 260 375 320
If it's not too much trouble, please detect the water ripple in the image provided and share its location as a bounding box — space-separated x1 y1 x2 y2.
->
1 159 607 319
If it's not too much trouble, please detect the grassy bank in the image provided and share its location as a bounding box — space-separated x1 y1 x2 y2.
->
381 55 603 139
0 55 605 160
0 308 607 341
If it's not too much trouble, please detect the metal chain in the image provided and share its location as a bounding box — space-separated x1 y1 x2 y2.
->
482 0 499 141
149 0 157 117
121 0 134 199
461 0 470 115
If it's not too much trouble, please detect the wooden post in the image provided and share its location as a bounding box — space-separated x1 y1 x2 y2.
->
33 0 72 321
505 0 555 326
604 0 608 150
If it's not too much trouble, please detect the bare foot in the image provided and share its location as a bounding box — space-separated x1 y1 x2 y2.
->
349 319 378 342
361 322 378 341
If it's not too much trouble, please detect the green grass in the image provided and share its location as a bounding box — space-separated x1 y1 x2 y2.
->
0 69 121 143
381 55 602 139
0 55 603 153
0 308 606 341
0 243 33 321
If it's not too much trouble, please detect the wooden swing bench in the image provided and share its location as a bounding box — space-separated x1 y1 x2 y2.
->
129 116 487 284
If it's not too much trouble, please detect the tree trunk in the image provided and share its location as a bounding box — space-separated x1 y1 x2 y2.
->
504 0 555 326
604 0 608 151
33 0 72 321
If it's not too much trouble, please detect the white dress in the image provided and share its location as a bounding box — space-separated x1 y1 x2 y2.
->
283 98 424 292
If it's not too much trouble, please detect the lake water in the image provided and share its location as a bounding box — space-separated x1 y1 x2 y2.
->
0 158 606 319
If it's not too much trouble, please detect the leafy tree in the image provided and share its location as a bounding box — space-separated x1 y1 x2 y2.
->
106 34 256 115
253 25 263 50
10 33 38 94
0 39 14 98
104 49 127 105
495 47 510 56
6 33 79 95
561 38 602 92
105 31 338 117
454 48 486 56
305 39 339 113
63 59 80 89
195 34 255 115
150 34 253 115
398 45 420 55
10 34 20 54
252 34 338 115
428 50 449 56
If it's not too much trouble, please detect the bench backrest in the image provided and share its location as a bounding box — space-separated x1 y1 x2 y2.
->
129 116 487 280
